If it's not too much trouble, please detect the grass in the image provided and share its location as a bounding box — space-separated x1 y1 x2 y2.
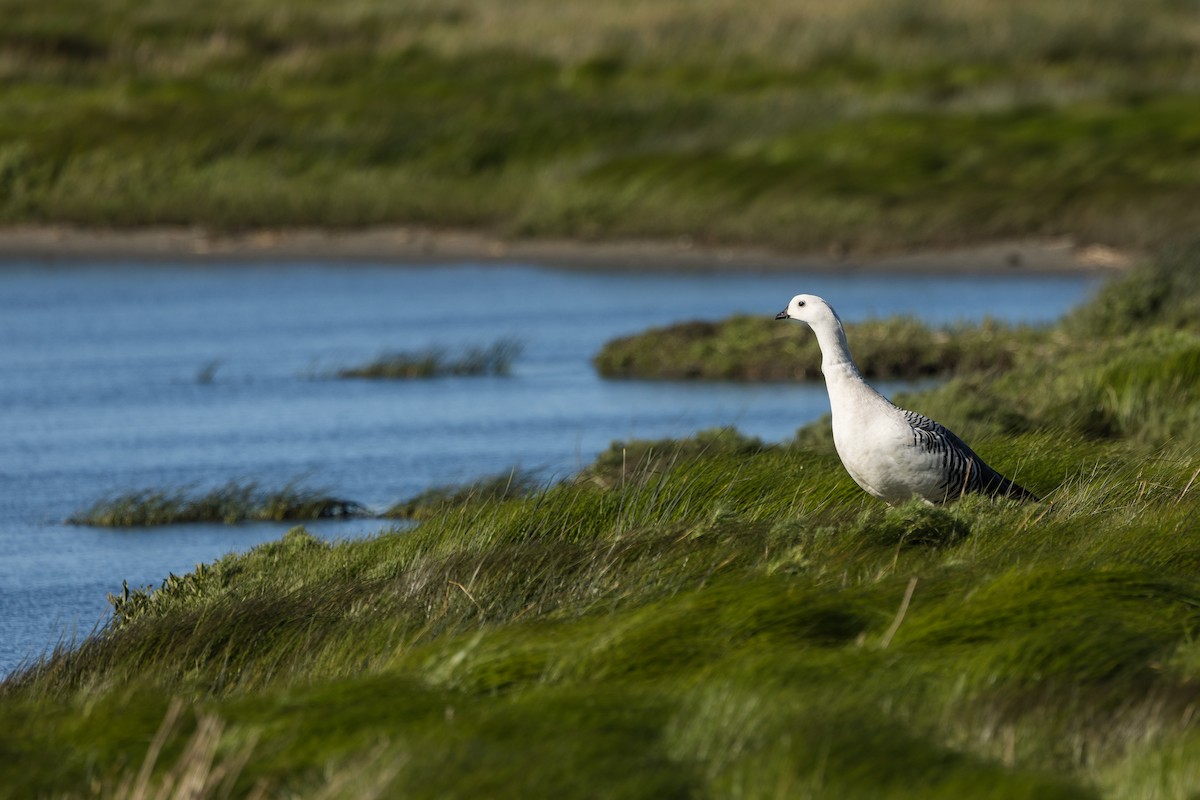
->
384 468 540 520
594 315 1043 381
68 481 369 526
4 249 1200 796
336 338 522 380
2 0 1200 250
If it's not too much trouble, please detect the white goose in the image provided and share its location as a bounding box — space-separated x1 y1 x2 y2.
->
776 294 1037 505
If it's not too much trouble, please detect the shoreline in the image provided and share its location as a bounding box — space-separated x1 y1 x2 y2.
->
0 224 1134 275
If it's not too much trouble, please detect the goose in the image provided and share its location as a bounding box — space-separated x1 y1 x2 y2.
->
776 294 1037 505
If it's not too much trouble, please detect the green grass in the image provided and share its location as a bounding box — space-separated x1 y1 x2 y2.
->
5 249 1200 796
384 468 540 520
337 338 522 380
68 481 368 526
3 0 1200 250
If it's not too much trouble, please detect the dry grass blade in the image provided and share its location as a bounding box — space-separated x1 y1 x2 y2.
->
113 701 262 800
880 576 918 649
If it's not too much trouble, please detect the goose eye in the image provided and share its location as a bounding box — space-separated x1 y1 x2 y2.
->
796 300 806 307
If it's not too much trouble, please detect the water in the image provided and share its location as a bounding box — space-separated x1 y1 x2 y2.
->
0 261 1100 674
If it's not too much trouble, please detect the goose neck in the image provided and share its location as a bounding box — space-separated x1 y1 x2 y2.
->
813 317 857 373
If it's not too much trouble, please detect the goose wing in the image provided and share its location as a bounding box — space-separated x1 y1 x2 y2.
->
899 408 1038 502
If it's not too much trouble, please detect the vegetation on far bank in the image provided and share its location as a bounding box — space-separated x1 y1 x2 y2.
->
3 0 1200 251
337 338 522 380
595 315 1046 382
4 249 1200 797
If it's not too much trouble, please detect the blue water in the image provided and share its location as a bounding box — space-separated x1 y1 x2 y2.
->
0 262 1101 675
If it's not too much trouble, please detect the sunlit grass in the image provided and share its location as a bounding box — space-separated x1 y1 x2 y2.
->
384 468 540 520
14 428 1200 795
11 437 1200 796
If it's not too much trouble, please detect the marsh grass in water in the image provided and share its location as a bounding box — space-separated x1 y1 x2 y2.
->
9 252 1200 796
337 338 522 380
68 482 369 527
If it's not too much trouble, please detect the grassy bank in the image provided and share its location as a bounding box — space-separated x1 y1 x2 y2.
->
3 0 1200 251
3 250 1200 796
595 315 1045 381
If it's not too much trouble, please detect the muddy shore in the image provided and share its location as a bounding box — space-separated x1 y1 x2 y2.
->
0 225 1133 275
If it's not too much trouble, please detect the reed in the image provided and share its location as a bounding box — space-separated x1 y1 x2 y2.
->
337 339 522 379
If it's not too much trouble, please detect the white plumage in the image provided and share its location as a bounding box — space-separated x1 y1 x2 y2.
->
776 294 1037 505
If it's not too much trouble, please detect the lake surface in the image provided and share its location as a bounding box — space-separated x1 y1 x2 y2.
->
0 262 1100 675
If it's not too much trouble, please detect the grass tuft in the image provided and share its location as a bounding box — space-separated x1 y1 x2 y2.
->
857 499 972 549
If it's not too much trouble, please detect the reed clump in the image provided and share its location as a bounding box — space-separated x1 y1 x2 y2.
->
338 339 522 380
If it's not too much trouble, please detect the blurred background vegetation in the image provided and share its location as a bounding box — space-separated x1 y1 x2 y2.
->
3 0 1199 251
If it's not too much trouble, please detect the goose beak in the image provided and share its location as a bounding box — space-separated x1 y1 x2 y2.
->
775 309 790 320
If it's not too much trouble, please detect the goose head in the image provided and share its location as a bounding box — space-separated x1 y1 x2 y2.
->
775 294 839 328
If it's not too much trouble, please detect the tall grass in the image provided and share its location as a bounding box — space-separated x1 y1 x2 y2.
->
384 468 540 520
